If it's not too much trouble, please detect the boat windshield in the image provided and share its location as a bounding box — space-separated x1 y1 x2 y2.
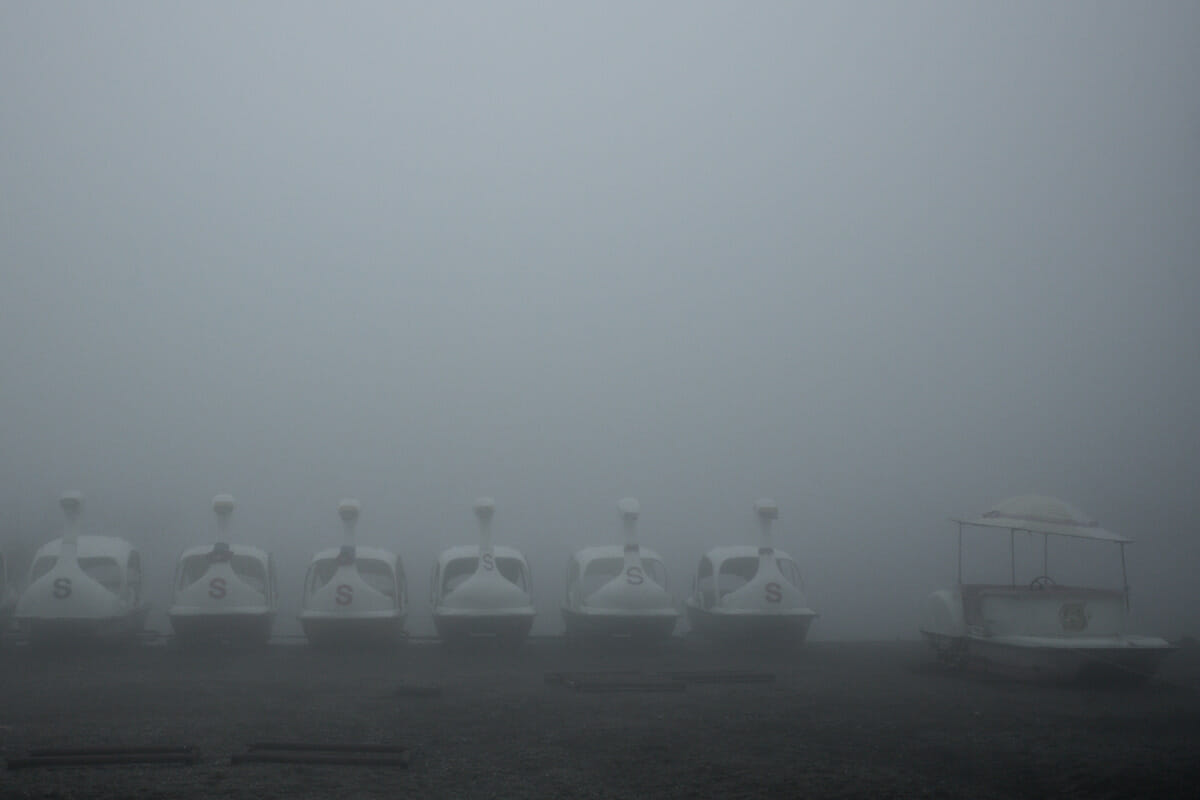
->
357 559 397 597
30 555 123 594
441 556 529 594
778 559 804 590
579 556 667 596
178 553 268 593
695 555 804 606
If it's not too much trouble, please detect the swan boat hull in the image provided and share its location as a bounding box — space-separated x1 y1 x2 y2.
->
561 606 678 642
433 609 534 643
168 609 275 647
300 610 407 648
22 605 150 648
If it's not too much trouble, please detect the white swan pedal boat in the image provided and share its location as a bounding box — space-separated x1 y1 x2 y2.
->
561 499 679 642
168 495 278 646
685 500 818 645
300 500 408 647
15 492 149 647
431 499 535 645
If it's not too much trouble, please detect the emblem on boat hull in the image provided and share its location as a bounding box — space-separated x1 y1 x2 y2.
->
1059 602 1088 632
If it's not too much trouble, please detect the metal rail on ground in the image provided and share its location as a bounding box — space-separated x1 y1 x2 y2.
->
6 745 199 770
231 742 410 767
545 668 777 691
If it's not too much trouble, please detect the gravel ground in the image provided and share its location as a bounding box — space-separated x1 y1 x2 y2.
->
1 637 1198 799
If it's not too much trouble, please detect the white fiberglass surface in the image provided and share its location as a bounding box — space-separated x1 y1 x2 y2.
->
306 557 397 598
694 556 804 608
177 553 268 593
31 555 123 594
579 556 667 596
441 556 529 594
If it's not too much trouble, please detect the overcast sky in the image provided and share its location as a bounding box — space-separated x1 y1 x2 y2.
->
2 2 1197 639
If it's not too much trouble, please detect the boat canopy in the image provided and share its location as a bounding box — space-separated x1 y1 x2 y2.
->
434 545 531 596
29 536 142 596
434 544 529 570
309 544 399 565
32 535 140 564
696 546 804 589
307 545 404 599
176 543 272 594
955 495 1130 543
568 545 670 597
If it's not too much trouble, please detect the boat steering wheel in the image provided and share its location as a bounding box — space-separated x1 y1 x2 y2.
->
1029 575 1057 590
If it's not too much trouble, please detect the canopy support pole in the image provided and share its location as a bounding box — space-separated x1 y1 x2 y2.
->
1043 533 1048 576
1120 542 1129 611
956 522 963 584
1009 530 1016 587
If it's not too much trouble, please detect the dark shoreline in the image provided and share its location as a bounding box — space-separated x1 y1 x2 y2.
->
2 639 1198 799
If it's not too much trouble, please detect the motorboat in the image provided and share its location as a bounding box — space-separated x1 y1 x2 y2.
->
561 498 679 642
168 495 278 646
920 494 1175 682
14 492 149 647
300 499 408 647
685 499 818 645
430 498 535 645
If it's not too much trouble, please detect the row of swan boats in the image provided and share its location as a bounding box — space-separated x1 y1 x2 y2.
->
0 492 1177 681
2 494 816 650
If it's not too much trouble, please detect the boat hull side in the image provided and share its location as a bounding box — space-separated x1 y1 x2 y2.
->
168 610 275 647
23 605 149 649
432 611 534 644
925 632 1176 683
300 613 407 648
561 607 678 642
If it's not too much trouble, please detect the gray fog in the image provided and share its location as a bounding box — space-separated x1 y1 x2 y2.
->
2 2 1197 640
